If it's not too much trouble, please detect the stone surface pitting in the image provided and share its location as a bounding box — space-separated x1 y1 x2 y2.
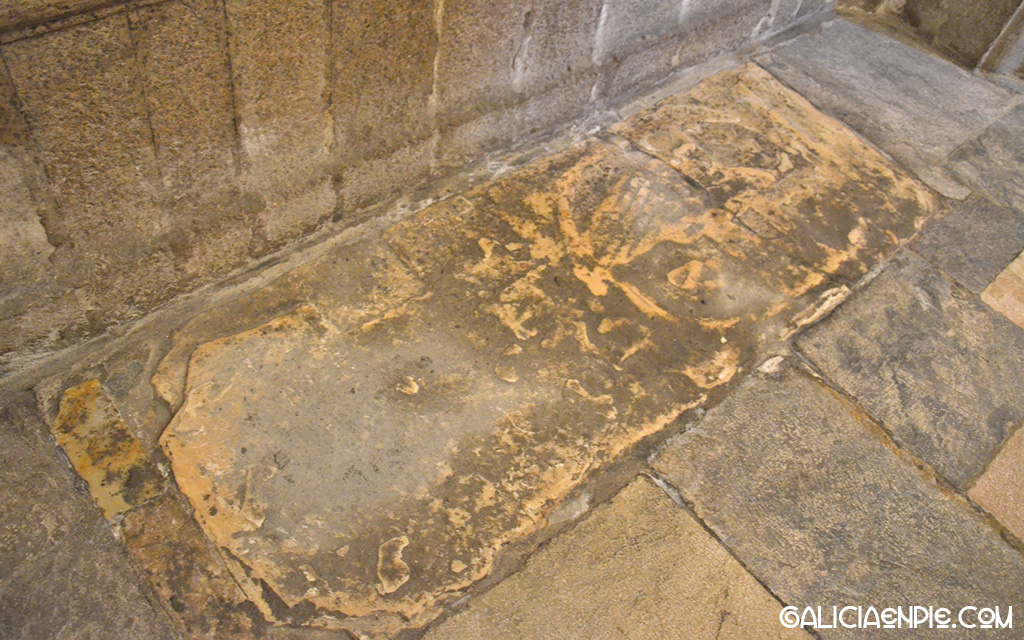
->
652 365 1024 640
798 251 1024 488
423 479 813 640
913 195 1024 294
151 64 933 635
51 379 163 518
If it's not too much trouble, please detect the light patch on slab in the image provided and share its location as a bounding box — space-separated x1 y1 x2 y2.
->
982 250 1024 330
52 380 163 518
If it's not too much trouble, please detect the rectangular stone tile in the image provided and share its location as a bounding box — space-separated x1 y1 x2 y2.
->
983 250 1024 330
947 104 1024 213
0 395 175 640
331 0 436 163
653 365 1024 639
3 15 166 281
970 425 1024 543
799 251 1024 488
224 0 334 234
424 479 812 640
913 195 1024 294
757 18 1014 197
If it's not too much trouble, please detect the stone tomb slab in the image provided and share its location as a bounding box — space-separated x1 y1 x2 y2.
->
155 64 933 635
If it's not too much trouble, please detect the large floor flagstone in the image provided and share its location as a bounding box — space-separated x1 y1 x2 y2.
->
149 64 933 635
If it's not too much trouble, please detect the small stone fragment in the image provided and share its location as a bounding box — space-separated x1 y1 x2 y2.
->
377 536 411 595
51 380 163 518
397 376 420 395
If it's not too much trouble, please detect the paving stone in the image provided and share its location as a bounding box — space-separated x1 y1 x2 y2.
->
652 365 1024 640
593 0 681 66
947 104 1024 214
331 0 436 163
969 426 1024 543
982 250 1024 330
224 0 334 236
51 380 164 518
757 19 1015 197
3 15 165 283
146 65 933 636
799 251 1024 488
513 0 602 94
423 479 812 640
913 195 1024 294
612 63 935 284
122 496 268 639
0 396 175 640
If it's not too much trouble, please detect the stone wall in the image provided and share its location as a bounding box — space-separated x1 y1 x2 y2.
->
0 0 829 367
840 0 1022 68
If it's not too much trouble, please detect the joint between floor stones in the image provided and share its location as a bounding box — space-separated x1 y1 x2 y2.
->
640 469 826 640
124 11 169 213
217 0 245 183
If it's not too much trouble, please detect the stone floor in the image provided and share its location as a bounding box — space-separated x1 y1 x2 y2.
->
4 14 1024 640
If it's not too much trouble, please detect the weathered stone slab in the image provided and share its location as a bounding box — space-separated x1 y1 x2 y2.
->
155 66 934 636
983 250 1024 330
652 365 1024 640
423 479 813 640
0 396 175 640
913 195 1024 294
51 380 163 518
757 19 1014 196
799 251 1024 488
969 426 1024 543
0 0 110 31
612 63 934 285
947 104 1024 213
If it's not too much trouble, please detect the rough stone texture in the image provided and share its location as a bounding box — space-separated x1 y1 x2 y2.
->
969 425 1024 543
983 250 1024 330
0 395 175 640
653 365 1024 640
423 479 813 640
331 0 436 163
799 251 1024 488
128 0 253 279
840 0 1021 68
122 496 268 639
947 104 1024 213
150 66 933 636
0 64 56 333
50 380 164 518
224 0 335 238
913 195 1024 294
758 18 1014 196
0 0 111 31
435 0 531 128
3 15 170 319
